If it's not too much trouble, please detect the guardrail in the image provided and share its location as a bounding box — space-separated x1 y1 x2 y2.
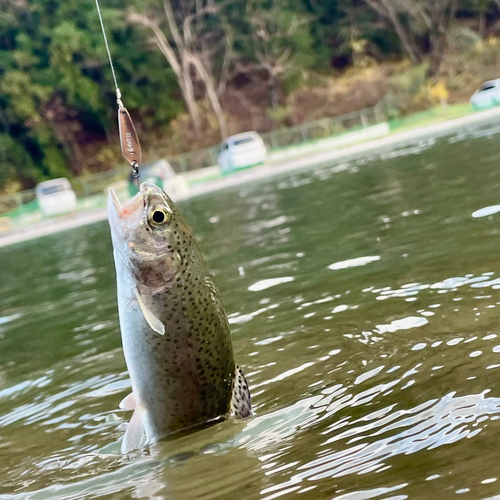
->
0 95 389 225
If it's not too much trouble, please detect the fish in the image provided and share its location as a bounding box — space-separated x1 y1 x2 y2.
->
108 182 251 453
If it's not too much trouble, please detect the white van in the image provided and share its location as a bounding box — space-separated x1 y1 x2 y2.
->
36 178 77 217
217 132 267 174
470 79 500 110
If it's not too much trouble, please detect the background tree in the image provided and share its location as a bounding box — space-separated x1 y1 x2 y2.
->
244 0 314 108
405 0 459 76
363 0 423 64
363 0 458 76
0 0 181 188
2 0 500 192
128 0 229 138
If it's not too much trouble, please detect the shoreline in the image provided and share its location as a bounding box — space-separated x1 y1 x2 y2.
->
2 105 500 249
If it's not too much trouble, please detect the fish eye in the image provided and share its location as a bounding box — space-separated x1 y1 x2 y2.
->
149 207 170 227
153 211 166 224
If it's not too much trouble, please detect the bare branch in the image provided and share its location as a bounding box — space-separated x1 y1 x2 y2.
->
128 11 182 78
182 1 217 47
185 52 228 138
130 0 230 138
163 0 184 49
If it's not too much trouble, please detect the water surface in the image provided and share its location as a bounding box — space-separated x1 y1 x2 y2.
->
2 125 500 499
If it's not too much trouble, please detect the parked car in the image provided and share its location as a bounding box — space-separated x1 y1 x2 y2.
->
36 178 77 217
217 132 267 174
128 159 175 195
470 79 500 110
128 159 189 200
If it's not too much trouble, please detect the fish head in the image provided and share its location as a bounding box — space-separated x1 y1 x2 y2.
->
108 182 188 292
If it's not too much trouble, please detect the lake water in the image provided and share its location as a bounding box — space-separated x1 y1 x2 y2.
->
2 124 500 500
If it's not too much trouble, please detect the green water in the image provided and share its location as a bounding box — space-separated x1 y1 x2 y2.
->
2 125 500 500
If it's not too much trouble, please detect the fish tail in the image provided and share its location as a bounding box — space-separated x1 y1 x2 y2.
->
230 365 252 418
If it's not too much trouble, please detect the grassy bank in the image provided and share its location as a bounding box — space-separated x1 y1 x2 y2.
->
388 104 475 133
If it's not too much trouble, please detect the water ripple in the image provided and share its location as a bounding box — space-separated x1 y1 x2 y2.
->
295 391 500 480
248 277 295 292
328 256 381 271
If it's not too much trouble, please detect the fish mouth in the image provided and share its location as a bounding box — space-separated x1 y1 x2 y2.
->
108 186 145 241
108 187 144 219
108 183 167 240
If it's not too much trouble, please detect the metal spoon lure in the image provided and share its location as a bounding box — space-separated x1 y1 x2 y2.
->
94 0 142 192
117 91 142 191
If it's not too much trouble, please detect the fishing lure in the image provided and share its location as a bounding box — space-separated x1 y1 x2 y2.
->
94 0 142 188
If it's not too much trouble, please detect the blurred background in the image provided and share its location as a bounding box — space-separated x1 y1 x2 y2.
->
1 0 500 194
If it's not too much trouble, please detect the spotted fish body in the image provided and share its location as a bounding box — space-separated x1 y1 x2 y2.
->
108 183 251 453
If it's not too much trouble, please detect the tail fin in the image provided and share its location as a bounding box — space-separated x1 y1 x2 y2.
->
230 365 252 418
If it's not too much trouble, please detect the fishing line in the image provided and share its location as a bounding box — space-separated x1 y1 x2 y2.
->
94 0 120 98
94 0 142 191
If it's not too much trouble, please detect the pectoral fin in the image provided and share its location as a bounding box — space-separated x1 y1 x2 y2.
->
121 405 147 454
135 288 165 335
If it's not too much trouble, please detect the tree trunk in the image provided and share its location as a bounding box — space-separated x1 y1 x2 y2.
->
128 12 202 136
427 32 445 77
129 3 230 139
269 75 280 109
364 0 423 64
384 1 422 64
181 58 202 134
187 54 228 139
41 99 85 174
426 0 457 78
479 9 486 38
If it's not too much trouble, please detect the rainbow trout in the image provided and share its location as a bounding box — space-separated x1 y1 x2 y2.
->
108 183 251 453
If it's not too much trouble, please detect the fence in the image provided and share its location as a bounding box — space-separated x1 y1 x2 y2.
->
0 95 389 225
165 96 388 174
